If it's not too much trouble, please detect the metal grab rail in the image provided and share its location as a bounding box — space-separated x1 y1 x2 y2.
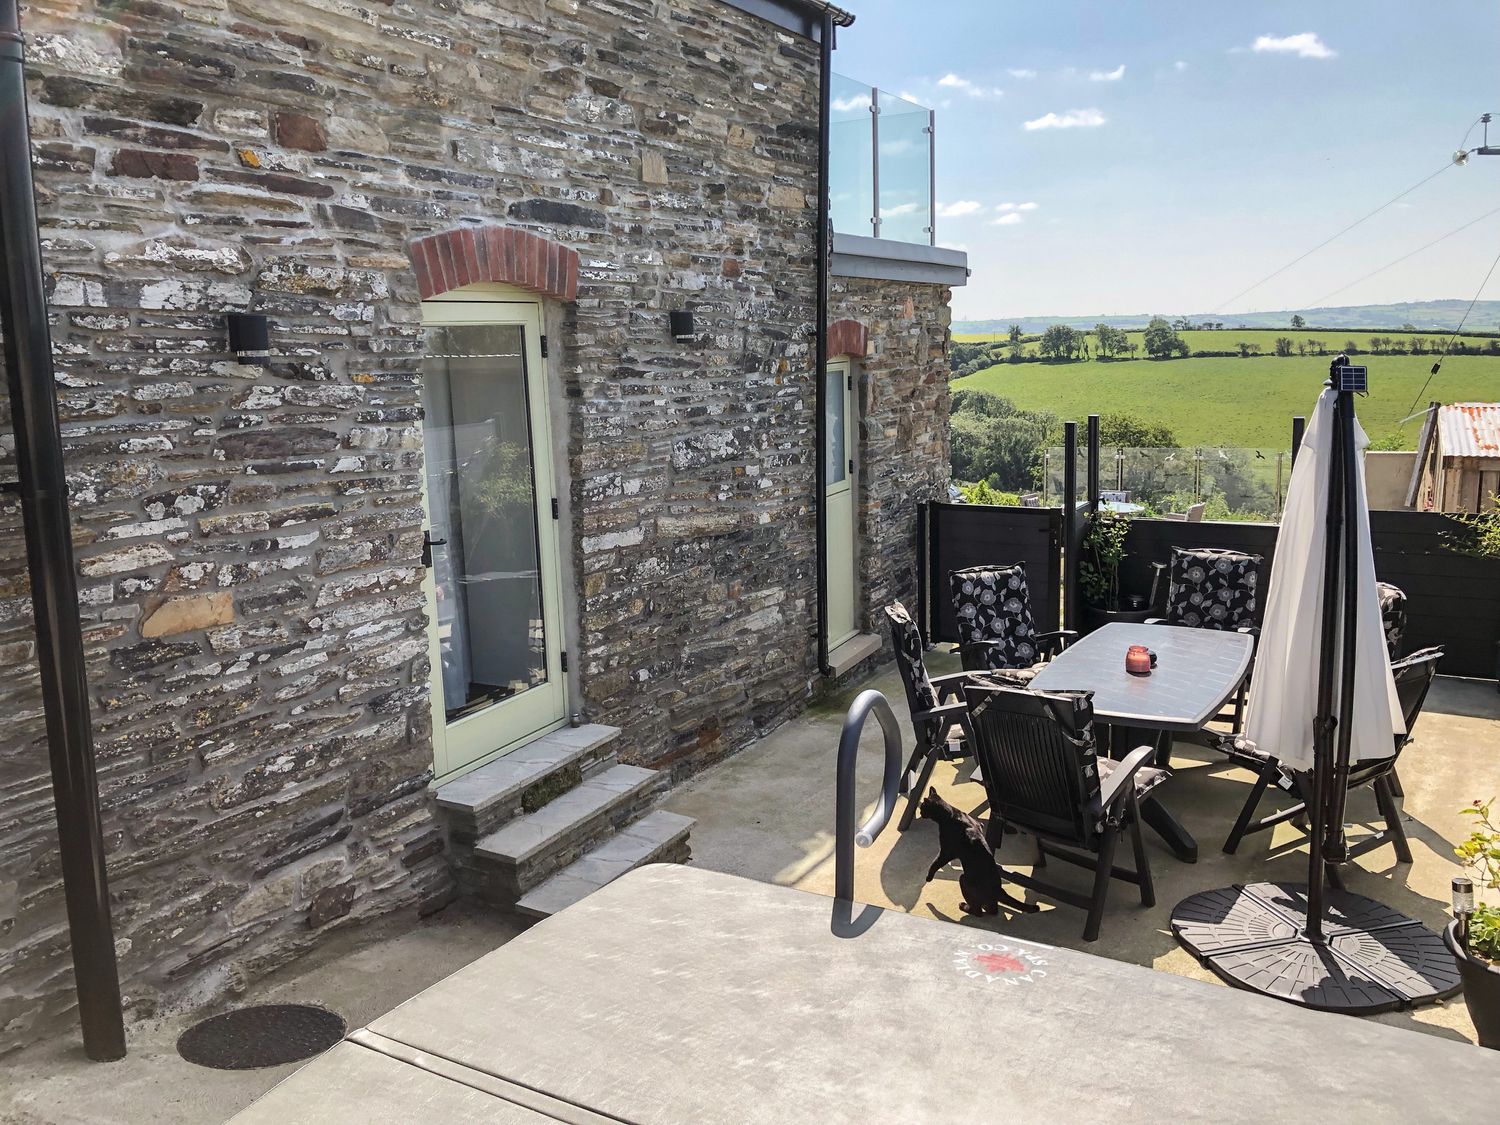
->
834 689 905 902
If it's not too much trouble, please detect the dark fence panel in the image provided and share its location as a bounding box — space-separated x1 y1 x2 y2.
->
925 502 1063 644
1371 511 1500 678
1120 512 1499 677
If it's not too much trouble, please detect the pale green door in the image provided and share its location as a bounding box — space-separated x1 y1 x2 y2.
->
420 293 566 780
825 358 858 648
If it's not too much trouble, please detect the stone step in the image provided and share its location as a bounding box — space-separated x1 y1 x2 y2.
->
472 763 664 900
434 724 621 842
513 811 695 921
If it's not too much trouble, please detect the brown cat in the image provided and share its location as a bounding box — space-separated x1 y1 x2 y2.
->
919 788 1037 917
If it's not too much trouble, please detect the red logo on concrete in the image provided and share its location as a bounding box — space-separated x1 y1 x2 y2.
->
972 951 1027 975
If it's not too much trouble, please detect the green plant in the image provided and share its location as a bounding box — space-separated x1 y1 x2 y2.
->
1457 798 1500 961
1447 499 1500 560
1079 509 1131 610
957 480 1020 506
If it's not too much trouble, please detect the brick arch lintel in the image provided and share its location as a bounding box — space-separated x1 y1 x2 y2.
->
409 225 579 302
828 318 869 359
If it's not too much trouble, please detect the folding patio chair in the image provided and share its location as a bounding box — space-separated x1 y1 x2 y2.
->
1146 546 1263 736
882 602 980 830
948 563 1075 678
1377 581 1407 659
964 681 1168 941
1220 646 1443 881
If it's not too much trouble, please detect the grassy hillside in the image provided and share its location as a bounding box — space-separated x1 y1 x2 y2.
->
952 349 1500 449
955 327 1497 353
954 300 1500 335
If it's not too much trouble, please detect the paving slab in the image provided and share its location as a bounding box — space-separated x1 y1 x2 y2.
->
250 865 1500 1123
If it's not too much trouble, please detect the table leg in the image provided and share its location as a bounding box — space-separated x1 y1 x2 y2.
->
1115 725 1198 863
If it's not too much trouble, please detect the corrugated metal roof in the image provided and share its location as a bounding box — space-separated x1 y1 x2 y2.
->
1438 402 1500 460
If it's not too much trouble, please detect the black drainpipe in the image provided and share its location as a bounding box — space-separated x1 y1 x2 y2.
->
0 2 126 1061
813 9 835 675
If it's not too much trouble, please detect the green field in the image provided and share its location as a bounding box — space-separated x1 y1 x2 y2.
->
955 327 1499 354
953 335 1500 449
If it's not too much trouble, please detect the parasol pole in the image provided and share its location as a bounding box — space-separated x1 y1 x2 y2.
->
1322 371 1363 868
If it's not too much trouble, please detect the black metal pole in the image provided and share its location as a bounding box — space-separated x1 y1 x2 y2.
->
0 3 125 1060
1291 415 1306 467
1321 386 1362 866
1062 421 1078 631
1086 413 1100 508
813 10 833 675
1304 383 1343 941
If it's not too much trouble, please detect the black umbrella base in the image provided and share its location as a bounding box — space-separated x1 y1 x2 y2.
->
1172 882 1461 1015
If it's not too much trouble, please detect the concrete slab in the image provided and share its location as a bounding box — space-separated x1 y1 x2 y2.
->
0 903 518 1125
664 656 1500 1046
275 865 1497 1123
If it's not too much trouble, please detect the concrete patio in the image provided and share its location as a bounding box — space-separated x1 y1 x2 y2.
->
3 656 1494 1124
663 653 1499 1045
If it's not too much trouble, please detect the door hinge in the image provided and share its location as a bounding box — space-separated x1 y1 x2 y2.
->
551 497 560 520
847 374 853 391
560 650 569 673
539 334 549 358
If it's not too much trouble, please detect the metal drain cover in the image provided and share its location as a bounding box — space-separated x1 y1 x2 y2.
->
177 1003 345 1070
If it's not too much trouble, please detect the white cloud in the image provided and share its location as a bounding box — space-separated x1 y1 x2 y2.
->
1174 60 1188 71
935 72 1003 99
1007 68 1037 79
831 93 869 112
879 202 920 218
1023 108 1106 131
1089 64 1126 82
995 202 1039 212
989 212 1024 226
1251 32 1336 59
936 200 984 218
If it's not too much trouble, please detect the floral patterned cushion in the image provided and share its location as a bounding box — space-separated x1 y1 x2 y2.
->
883 601 937 712
949 564 1038 671
1164 547 1261 631
1377 581 1406 658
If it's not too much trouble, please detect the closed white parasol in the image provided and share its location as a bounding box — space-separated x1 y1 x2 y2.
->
1243 385 1403 771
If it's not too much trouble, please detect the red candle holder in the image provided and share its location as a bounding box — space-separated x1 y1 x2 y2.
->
1125 644 1153 676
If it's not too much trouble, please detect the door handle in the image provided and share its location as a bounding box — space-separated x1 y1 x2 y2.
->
422 530 447 568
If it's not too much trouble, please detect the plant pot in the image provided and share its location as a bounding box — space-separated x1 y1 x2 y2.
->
1445 920 1500 1049
1081 605 1154 635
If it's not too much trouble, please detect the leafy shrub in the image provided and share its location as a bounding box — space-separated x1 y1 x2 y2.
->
956 480 1020 506
1456 798 1500 962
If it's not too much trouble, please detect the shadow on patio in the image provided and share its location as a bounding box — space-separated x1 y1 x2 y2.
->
663 653 1498 1045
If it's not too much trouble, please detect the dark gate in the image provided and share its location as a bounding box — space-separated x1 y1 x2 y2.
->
921 501 1064 644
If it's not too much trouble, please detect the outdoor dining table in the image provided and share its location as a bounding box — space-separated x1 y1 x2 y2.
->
231 864 1499 1123
1029 621 1256 863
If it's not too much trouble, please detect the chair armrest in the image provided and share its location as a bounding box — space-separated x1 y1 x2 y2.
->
1033 629 1078 655
1097 744 1157 812
1143 617 1170 627
1236 625 1260 639
912 700 969 725
928 671 977 701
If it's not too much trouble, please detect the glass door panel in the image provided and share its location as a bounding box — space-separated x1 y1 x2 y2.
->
825 360 857 647
420 305 565 778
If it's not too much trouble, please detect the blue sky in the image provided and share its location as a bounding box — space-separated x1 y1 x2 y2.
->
833 2 1500 321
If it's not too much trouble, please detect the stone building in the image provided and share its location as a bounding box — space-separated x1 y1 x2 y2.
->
0 0 965 1051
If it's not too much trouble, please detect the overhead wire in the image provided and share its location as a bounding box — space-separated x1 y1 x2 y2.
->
1305 201 1500 308
1211 159 1459 315
1404 237 1500 418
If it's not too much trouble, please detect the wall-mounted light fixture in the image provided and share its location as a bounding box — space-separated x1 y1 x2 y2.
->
669 309 695 342
226 312 271 365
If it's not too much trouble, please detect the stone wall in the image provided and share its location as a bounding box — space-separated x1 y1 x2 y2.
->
0 0 953 1053
834 278 953 643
